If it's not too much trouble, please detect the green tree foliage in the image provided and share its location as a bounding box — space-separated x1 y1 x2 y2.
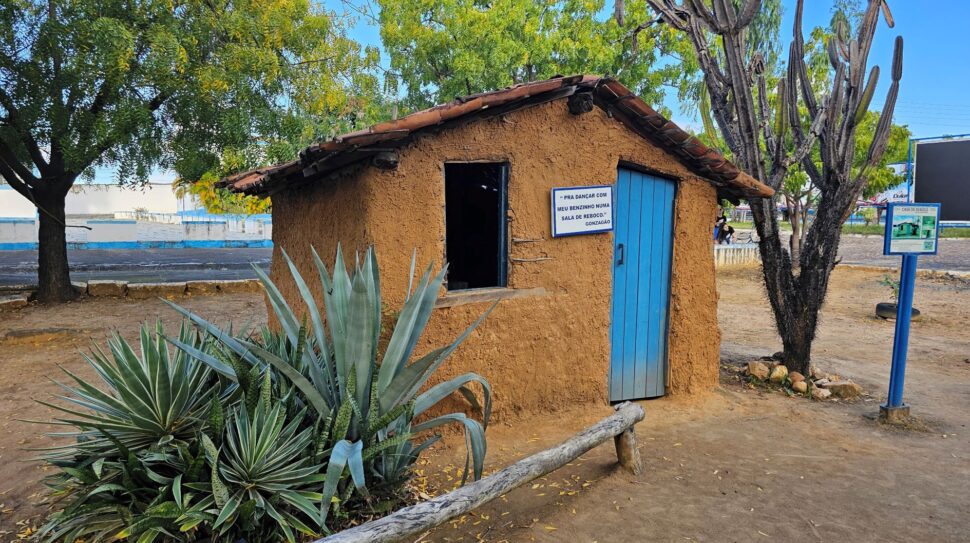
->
376 0 686 111
856 110 910 199
0 0 380 301
675 0 783 127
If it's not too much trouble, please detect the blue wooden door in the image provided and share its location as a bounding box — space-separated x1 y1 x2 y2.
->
609 168 675 401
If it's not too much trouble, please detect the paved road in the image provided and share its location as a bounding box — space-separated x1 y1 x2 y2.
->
0 248 272 285
734 231 970 272
1 235 966 287
837 235 970 271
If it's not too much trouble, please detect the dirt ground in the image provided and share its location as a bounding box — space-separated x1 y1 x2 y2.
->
1 266 968 541
421 266 970 543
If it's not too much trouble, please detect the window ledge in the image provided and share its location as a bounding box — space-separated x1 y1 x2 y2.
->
435 287 547 309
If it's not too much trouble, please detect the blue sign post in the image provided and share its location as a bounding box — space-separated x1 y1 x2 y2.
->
880 202 941 422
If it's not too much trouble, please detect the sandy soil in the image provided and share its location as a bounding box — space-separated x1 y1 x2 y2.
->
1 266 968 542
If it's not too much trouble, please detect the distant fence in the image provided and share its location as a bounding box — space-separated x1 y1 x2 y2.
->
714 243 760 267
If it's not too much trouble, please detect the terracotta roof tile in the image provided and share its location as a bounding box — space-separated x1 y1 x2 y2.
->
220 75 772 199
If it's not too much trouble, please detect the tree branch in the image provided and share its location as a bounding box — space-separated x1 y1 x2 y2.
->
0 87 51 176
0 159 33 200
0 140 39 187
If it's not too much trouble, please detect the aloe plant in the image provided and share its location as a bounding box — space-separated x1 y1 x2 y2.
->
167 245 493 528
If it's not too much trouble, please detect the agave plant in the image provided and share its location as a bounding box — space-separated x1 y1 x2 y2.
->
40 321 219 457
195 400 324 542
167 245 494 527
36 322 223 543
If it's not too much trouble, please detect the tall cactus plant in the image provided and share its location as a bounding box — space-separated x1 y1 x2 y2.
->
635 0 903 375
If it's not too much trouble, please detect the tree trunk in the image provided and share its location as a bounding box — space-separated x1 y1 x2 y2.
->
35 187 77 303
750 195 818 377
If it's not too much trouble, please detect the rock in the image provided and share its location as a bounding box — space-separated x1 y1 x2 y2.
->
813 388 832 400
747 361 770 380
809 365 825 379
87 280 128 297
71 281 88 295
789 371 805 383
0 293 29 311
814 378 830 387
186 281 220 295
769 364 789 384
791 380 808 394
213 279 261 293
820 381 863 399
127 282 187 300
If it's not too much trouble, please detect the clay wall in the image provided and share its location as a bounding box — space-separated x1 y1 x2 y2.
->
270 99 720 419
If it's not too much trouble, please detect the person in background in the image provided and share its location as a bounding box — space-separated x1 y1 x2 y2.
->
714 211 734 244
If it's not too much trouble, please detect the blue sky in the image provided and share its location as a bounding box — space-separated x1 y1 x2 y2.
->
93 0 970 183
787 0 970 139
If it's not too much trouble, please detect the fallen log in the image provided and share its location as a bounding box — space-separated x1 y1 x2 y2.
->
317 401 645 543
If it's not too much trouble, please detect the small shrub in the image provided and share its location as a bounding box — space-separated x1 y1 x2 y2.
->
879 274 900 302
39 246 492 541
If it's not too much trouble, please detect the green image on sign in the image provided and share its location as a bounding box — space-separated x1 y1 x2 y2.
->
884 204 940 255
891 215 920 239
920 215 937 239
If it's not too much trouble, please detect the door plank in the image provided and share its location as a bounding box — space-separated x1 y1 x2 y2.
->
633 172 657 397
609 169 632 401
621 174 644 400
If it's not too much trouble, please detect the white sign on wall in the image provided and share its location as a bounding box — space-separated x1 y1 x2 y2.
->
551 185 614 237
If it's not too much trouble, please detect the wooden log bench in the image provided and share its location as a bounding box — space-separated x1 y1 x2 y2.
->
316 401 645 543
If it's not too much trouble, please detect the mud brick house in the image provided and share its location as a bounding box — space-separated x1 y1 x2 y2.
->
223 75 773 419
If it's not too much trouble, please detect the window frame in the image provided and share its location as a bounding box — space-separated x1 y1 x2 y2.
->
442 161 510 291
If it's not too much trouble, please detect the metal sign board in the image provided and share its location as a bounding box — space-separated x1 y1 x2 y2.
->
883 202 941 255
551 185 614 237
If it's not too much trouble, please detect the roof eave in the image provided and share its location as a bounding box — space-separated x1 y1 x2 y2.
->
219 75 774 200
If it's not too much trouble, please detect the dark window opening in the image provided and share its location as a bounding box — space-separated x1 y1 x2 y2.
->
444 162 508 290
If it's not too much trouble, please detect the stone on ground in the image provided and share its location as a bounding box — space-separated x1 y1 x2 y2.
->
127 282 187 300
813 388 832 400
769 364 789 384
0 293 29 311
186 281 220 295
821 381 863 399
791 380 808 394
789 371 806 383
213 279 261 293
747 361 770 380
87 280 128 297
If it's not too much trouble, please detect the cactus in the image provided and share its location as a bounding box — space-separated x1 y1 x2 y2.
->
774 78 788 142
642 0 904 376
854 66 879 126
